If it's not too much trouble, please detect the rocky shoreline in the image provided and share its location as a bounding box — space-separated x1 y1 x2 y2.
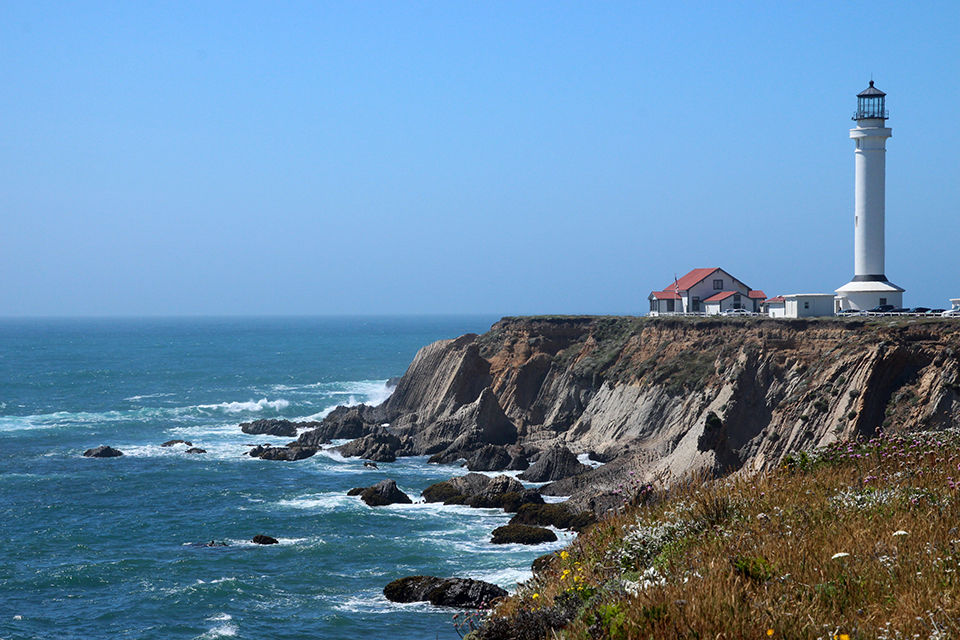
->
241 315 960 609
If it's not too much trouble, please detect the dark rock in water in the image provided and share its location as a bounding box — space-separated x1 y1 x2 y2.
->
363 461 379 469
185 448 206 454
421 481 461 503
296 405 382 447
161 439 192 447
490 524 557 545
518 445 588 482
346 487 365 496
336 431 408 463
500 489 544 513
383 575 507 608
466 445 511 472
240 419 298 438
83 446 123 458
247 444 318 461
421 473 542 511
252 534 279 545
508 502 596 531
359 479 412 507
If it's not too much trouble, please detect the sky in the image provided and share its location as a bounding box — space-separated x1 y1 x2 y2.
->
2 1 958 317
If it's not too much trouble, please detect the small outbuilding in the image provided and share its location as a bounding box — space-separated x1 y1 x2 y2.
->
782 294 836 318
765 296 786 318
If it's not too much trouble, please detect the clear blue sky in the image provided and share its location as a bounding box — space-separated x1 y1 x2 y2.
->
2 1 958 316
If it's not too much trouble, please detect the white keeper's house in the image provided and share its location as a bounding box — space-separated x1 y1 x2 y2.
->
648 268 766 316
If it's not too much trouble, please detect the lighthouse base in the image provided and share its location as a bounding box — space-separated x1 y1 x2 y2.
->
835 279 905 312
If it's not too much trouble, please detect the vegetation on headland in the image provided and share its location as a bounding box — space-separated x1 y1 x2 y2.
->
468 429 960 639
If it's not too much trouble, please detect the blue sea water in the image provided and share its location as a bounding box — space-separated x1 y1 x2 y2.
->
0 316 574 640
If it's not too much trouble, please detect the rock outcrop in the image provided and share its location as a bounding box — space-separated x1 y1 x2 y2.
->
383 576 507 608
240 419 300 437
83 446 123 458
518 445 588 482
490 524 558 545
252 534 279 545
422 473 543 511
336 431 409 463
354 479 413 507
247 444 318 461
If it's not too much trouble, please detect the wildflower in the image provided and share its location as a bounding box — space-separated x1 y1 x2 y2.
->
531 593 539 599
832 552 850 560
560 551 569 560
767 629 774 636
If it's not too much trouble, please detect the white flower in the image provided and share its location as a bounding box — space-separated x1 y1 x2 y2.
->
892 530 909 537
832 552 850 560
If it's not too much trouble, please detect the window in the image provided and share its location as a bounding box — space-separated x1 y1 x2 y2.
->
650 299 657 312
692 297 700 312
880 298 887 305
804 301 810 310
666 299 675 313
713 279 723 290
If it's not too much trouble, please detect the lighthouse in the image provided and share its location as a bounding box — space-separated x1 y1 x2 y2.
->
835 80 904 311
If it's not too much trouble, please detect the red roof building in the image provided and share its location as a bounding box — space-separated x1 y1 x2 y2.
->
648 268 766 316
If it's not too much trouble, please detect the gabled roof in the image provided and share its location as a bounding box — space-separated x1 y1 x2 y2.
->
704 291 739 303
704 290 766 303
766 295 786 304
665 268 721 292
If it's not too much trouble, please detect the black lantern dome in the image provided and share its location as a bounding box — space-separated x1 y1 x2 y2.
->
854 80 887 121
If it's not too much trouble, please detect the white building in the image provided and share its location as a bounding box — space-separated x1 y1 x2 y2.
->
783 294 836 318
835 81 905 311
648 268 765 316
765 296 786 318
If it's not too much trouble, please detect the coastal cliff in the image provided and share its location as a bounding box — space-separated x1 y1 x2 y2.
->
301 316 960 501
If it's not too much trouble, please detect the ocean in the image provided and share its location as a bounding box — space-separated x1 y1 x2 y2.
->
0 316 574 640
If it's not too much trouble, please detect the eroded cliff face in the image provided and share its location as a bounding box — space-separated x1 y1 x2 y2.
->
308 316 960 490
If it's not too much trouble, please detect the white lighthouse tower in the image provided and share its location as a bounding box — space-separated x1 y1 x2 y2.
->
836 80 904 311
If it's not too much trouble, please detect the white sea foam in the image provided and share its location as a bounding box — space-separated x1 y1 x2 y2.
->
333 592 434 614
470 566 534 590
197 398 290 413
578 452 604 468
124 393 175 402
199 616 238 638
276 493 356 512
293 381 394 421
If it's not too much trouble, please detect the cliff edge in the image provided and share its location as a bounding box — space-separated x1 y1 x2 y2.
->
301 316 960 503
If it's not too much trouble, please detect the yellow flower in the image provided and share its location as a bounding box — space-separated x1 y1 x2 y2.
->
560 551 569 560
767 630 774 637
531 593 539 599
